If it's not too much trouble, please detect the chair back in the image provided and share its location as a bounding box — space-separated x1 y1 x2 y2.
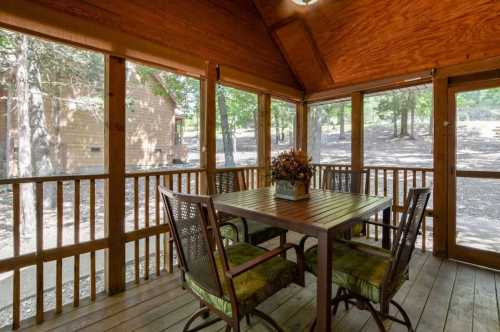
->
386 188 431 286
210 168 247 195
322 168 370 194
159 187 230 298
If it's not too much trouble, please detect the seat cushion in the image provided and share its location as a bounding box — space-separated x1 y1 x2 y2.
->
304 241 401 303
185 242 298 317
220 218 287 245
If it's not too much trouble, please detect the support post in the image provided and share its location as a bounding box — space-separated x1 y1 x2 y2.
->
351 92 364 172
433 77 449 257
105 55 126 294
200 62 217 194
296 101 308 154
258 93 271 187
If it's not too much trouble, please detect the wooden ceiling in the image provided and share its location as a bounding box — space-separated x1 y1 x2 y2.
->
29 0 300 90
254 0 500 93
15 0 500 95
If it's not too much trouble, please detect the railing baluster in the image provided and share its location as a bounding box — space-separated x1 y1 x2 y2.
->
74 179 80 307
403 169 408 203
374 169 379 241
12 183 20 330
392 170 399 238
165 174 173 273
144 176 150 280
155 175 161 276
134 177 140 284
195 171 200 194
177 173 182 193
35 182 44 323
56 181 63 312
90 179 96 301
422 171 427 252
187 172 191 194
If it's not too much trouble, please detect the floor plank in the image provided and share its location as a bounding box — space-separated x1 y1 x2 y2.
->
473 268 499 332
444 264 476 332
416 259 457 331
12 250 500 332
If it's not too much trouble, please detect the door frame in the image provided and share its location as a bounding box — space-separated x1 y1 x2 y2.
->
447 78 500 270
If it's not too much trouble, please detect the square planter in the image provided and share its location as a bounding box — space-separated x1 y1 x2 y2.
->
274 180 310 201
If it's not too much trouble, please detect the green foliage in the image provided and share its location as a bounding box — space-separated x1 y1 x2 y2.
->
216 85 257 134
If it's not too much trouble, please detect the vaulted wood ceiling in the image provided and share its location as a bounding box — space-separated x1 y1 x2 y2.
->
19 0 500 96
254 0 500 93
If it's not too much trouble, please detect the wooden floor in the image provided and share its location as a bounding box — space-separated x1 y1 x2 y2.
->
19 235 500 332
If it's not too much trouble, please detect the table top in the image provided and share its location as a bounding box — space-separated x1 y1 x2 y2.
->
212 187 392 236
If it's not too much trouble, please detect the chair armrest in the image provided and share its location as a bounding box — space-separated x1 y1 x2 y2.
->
217 221 240 242
299 235 316 251
225 243 301 280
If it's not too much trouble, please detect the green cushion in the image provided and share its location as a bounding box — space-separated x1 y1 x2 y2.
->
220 218 287 245
304 241 402 303
184 242 298 317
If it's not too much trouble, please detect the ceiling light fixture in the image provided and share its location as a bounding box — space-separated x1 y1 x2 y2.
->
291 0 319 6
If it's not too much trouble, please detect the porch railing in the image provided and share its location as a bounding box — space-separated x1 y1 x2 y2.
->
311 163 434 251
0 167 204 330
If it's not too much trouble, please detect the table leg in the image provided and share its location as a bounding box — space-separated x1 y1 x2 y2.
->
382 206 391 250
316 232 332 332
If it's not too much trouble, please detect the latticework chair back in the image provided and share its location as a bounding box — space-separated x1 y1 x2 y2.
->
387 188 431 286
322 168 370 194
159 187 227 298
212 169 247 195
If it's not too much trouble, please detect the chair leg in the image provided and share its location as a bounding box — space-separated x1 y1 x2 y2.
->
366 300 386 332
331 288 343 316
280 233 287 258
309 318 317 332
199 301 209 319
390 300 414 332
251 308 285 332
183 306 221 332
245 314 251 326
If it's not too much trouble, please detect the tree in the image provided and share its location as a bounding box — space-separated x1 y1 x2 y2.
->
217 85 235 166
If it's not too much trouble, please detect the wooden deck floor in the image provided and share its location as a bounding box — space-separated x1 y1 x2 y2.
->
20 235 500 332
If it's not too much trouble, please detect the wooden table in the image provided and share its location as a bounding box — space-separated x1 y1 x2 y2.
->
213 187 392 332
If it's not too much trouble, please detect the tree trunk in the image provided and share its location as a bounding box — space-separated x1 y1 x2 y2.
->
30 52 53 178
400 107 408 136
16 36 36 238
408 91 416 139
308 110 322 162
217 87 235 167
338 103 345 140
393 109 398 138
274 112 280 144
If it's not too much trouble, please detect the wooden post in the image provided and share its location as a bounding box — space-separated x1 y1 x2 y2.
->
433 77 449 258
351 92 364 172
105 55 126 294
200 62 217 194
296 101 308 154
258 93 271 187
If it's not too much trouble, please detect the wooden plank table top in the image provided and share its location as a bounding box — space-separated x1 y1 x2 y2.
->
213 187 393 332
212 187 392 237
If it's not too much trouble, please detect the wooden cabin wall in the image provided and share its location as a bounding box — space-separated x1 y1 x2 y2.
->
255 0 500 93
27 0 300 90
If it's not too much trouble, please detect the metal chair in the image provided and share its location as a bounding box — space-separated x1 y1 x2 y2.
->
321 167 370 195
304 187 431 332
209 169 288 249
159 187 304 332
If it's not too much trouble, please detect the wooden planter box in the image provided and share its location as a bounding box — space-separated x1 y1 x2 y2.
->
274 180 310 201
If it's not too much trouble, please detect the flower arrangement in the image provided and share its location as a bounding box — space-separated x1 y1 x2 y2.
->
271 149 313 185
